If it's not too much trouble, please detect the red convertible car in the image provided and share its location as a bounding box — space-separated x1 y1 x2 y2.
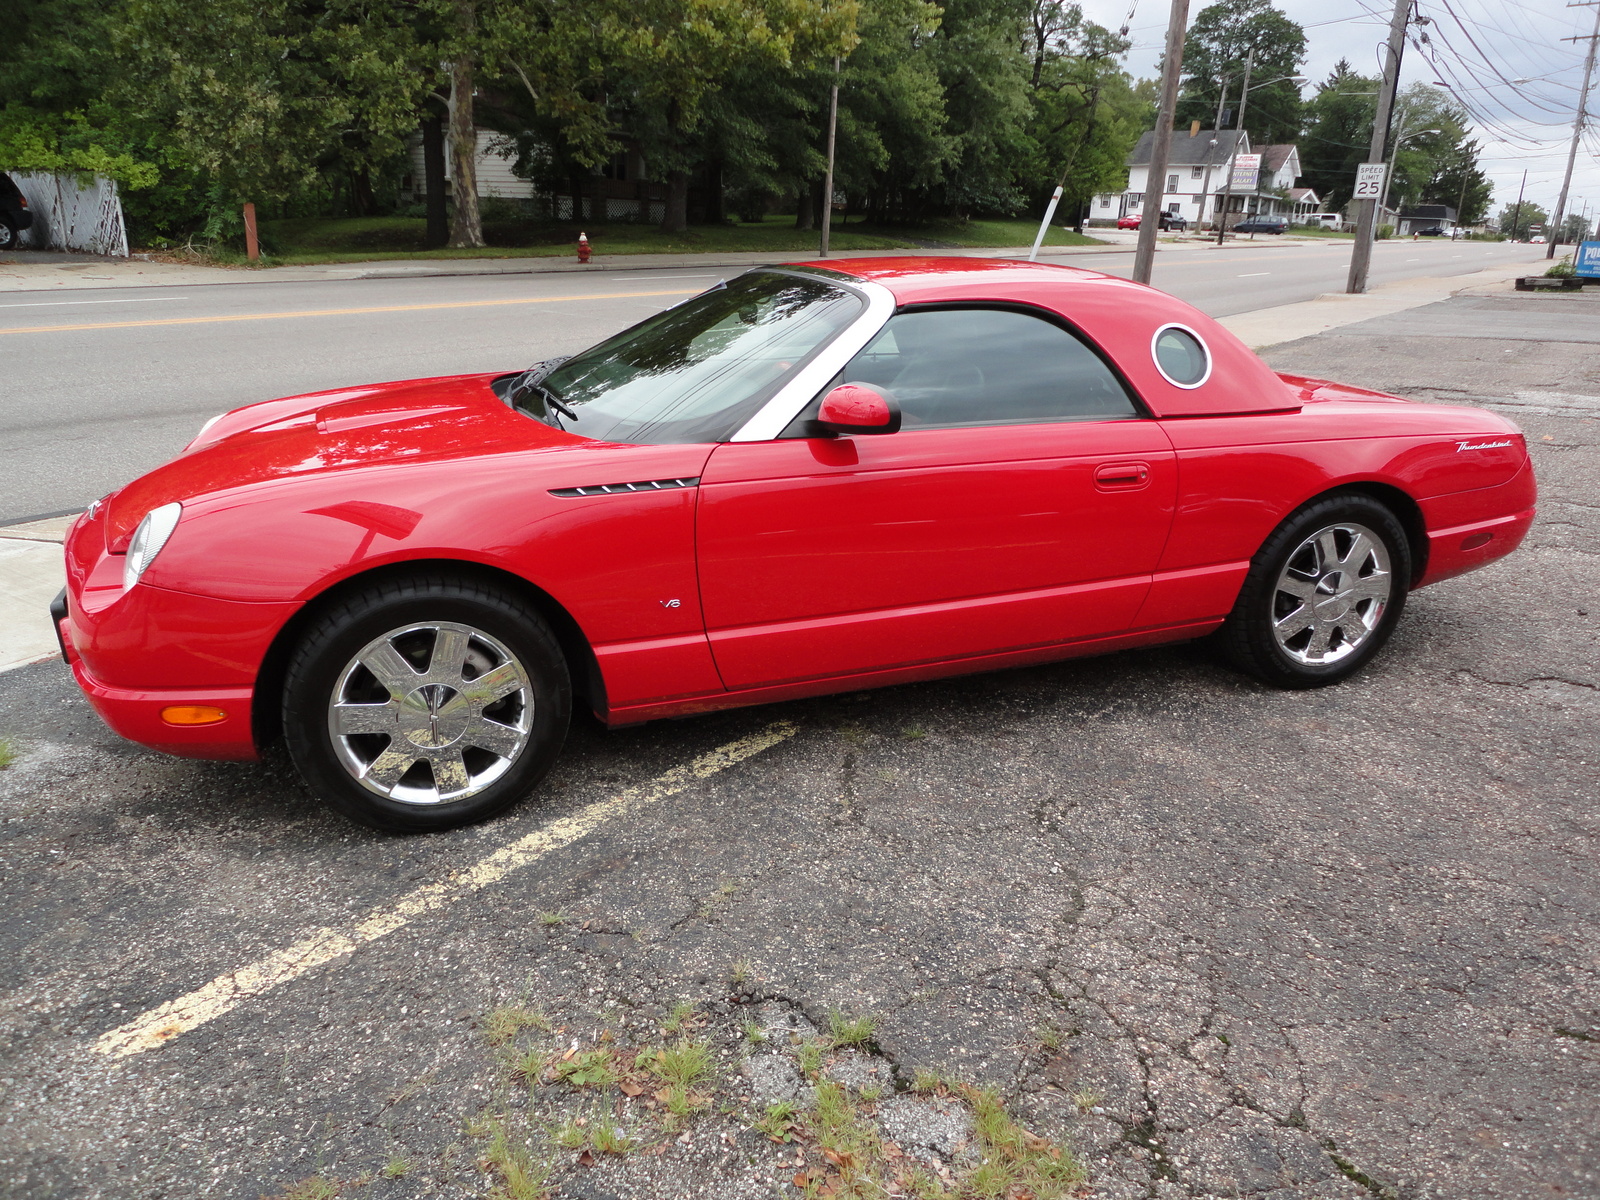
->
55 258 1535 831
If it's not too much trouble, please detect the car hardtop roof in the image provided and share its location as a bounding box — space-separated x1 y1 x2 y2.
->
783 255 1118 304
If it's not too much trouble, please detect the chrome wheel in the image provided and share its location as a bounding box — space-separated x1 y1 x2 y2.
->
327 621 533 805
1271 522 1393 666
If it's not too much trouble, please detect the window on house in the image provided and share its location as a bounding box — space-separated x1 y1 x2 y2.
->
1167 203 1181 214
1190 166 1203 179
1167 174 1179 192
1129 193 1143 205
1100 198 1111 208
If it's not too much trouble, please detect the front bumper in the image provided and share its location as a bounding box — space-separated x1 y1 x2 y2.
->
69 657 258 760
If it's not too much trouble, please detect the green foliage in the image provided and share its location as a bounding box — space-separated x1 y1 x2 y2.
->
1298 61 1377 212
550 1048 619 1089
1545 255 1575 278
0 739 15 770
1497 201 1549 242
827 1011 878 1049
0 106 157 187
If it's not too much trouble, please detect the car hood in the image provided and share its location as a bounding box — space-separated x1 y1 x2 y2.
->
104 373 575 547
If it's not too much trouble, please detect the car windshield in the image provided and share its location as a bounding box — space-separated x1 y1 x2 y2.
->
512 271 863 444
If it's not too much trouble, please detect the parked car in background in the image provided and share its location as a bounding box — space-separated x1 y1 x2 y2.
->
1232 216 1289 235
1416 227 1446 237
0 173 35 250
1117 213 1186 231
56 258 1538 831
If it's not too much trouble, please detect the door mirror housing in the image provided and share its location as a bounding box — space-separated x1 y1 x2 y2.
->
815 383 901 435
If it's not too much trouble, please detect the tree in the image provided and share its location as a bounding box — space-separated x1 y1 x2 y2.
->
1496 201 1548 241
1021 1 1151 225
1298 61 1375 212
106 0 440 214
1174 0 1305 144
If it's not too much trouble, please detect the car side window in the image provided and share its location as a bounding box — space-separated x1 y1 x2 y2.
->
829 307 1138 431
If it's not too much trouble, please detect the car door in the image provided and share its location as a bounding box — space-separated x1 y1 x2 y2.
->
695 305 1179 690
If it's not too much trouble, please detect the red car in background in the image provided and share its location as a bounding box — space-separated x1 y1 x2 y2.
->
56 258 1536 831
1116 213 1186 231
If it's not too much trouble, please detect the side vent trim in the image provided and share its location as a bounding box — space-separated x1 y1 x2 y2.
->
549 477 701 498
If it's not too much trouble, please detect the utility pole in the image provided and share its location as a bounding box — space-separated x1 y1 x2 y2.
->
820 56 841 257
1213 49 1253 245
1347 0 1413 293
1198 77 1231 231
1548 1 1600 258
1508 169 1527 241
1132 0 1191 285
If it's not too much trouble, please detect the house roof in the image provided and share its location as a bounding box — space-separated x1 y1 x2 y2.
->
1126 129 1246 167
1258 144 1297 175
1288 187 1319 202
1401 204 1457 220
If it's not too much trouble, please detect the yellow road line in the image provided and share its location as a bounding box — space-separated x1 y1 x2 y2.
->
0 288 696 337
92 721 798 1059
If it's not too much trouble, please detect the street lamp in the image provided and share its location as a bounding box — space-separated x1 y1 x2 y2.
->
1211 56 1308 243
1377 125 1442 229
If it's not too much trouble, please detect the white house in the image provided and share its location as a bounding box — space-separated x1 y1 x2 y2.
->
402 128 534 201
1090 127 1307 229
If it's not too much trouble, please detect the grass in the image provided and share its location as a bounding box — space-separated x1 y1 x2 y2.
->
0 738 15 769
268 1178 339 1200
380 1156 410 1179
1285 225 1356 238
481 1005 552 1045
827 1011 878 1050
643 1039 715 1090
755 1098 801 1142
479 1115 552 1200
214 212 1106 267
548 1047 619 1089
661 1001 700 1036
537 909 564 927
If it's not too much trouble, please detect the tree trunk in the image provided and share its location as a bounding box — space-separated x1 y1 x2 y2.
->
660 170 689 233
704 159 724 224
349 167 376 217
794 181 823 230
421 111 447 248
447 41 484 248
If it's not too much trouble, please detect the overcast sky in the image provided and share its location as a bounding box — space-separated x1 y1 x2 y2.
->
1073 0 1600 219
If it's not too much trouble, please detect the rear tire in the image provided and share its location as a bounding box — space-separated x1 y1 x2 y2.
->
1219 494 1411 689
282 574 570 832
0 219 17 251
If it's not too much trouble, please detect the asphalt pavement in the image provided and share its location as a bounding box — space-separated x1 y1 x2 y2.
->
0 286 1594 1200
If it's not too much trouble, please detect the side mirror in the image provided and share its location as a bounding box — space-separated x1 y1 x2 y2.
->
815 383 901 436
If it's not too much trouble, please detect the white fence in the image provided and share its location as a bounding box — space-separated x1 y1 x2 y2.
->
11 171 129 257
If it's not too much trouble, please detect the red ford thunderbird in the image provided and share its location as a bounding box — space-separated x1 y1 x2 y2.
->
55 259 1536 830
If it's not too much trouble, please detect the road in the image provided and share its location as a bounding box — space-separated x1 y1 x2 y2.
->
0 238 1537 524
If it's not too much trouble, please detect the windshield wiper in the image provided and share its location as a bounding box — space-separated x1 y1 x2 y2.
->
534 383 578 423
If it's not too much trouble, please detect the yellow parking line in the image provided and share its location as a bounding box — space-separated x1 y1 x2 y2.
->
92 721 798 1059
0 288 697 336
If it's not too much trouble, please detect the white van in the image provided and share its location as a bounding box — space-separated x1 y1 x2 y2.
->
1304 213 1345 230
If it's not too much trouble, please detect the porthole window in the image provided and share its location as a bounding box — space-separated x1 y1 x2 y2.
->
1151 324 1211 389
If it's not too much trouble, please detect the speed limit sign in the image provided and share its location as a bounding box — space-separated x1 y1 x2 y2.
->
1353 163 1387 200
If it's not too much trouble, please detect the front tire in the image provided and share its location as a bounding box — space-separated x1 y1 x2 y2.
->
282 574 571 832
0 219 17 251
1219 494 1412 689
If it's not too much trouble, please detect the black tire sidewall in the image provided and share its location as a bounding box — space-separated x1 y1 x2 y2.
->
282 580 571 832
1226 495 1412 689
0 220 16 250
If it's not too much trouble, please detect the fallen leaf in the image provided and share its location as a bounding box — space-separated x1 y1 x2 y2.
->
654 1088 672 1103
620 1081 644 1097
793 1173 810 1187
577 1150 596 1168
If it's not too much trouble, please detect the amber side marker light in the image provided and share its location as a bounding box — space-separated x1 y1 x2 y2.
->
161 706 227 726
1460 531 1494 551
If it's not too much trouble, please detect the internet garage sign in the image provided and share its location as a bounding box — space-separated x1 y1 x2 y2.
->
1230 153 1262 190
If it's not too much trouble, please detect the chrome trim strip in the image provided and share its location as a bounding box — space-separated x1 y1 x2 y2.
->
549 477 701 498
728 279 898 442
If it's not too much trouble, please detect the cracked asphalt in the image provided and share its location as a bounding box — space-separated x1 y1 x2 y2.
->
1 290 1596 1200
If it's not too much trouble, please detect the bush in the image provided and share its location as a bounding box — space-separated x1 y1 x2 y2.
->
1545 255 1576 278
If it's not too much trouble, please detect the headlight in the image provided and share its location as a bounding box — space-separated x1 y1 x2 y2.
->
123 503 183 590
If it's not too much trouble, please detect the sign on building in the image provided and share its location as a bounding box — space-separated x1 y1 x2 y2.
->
1575 241 1600 278
1230 153 1262 191
1352 163 1387 201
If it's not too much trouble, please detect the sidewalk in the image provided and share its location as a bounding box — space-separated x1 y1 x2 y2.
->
0 241 1146 293
0 252 1549 673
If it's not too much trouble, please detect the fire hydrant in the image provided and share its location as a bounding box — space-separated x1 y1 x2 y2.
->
577 232 591 263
